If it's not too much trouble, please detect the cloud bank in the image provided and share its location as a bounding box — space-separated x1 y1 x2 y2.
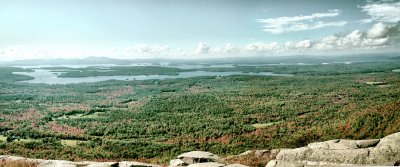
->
1 1 400 61
257 9 347 34
359 1 400 23
2 22 398 61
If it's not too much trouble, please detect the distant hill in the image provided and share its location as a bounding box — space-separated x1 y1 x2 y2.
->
0 52 399 66
0 57 133 66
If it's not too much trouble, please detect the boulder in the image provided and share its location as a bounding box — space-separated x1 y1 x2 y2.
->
376 132 400 148
169 159 188 167
276 147 313 161
177 151 223 165
119 161 161 167
366 132 400 166
0 155 46 164
307 139 338 150
85 162 119 167
266 132 400 167
38 160 77 167
0 155 160 167
186 162 225 167
307 139 360 150
307 148 369 164
0 155 26 161
266 160 304 167
355 139 380 148
172 151 250 167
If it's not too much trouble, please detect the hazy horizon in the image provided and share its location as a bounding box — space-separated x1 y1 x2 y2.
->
1 0 400 61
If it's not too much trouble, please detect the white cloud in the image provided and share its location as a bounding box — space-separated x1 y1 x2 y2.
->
2 22 399 61
363 37 389 46
195 42 210 54
312 22 400 51
339 30 363 47
243 22 400 54
312 21 348 29
246 42 280 53
295 39 312 49
191 43 242 57
360 1 400 23
366 22 389 38
284 42 295 50
222 43 239 53
257 9 347 34
114 26 399 57
126 44 169 54
313 35 338 50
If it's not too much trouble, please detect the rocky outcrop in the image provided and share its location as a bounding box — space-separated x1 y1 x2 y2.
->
1 151 248 167
0 155 160 167
169 151 248 167
177 151 223 165
1 132 399 167
266 132 400 167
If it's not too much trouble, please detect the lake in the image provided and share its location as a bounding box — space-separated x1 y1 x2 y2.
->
14 68 293 84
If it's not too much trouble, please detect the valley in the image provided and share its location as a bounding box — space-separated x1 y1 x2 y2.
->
0 60 399 166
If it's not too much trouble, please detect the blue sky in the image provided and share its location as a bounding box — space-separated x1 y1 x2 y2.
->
0 0 399 60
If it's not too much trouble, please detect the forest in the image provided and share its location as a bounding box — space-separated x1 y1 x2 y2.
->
0 62 399 166
44 66 193 78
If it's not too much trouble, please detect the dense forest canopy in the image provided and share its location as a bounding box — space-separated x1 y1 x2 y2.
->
0 60 399 165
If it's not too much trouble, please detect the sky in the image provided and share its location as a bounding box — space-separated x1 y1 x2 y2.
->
0 0 400 60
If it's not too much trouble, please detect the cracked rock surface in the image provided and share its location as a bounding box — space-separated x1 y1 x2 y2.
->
266 132 400 167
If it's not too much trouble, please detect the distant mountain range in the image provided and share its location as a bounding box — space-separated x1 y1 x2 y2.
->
0 57 133 66
1 53 399 66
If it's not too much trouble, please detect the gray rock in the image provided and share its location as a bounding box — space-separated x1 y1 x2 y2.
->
177 151 223 165
265 160 278 167
186 162 225 167
308 148 369 164
267 132 400 167
169 159 188 167
266 160 304 167
355 139 380 148
38 160 77 167
1 155 27 162
85 162 119 167
0 155 46 164
307 141 330 150
376 132 400 148
368 133 400 165
276 147 313 161
368 146 398 165
266 160 398 167
308 139 358 150
119 161 161 167
0 155 160 167
335 140 359 149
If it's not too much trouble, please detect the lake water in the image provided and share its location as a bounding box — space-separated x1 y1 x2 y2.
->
14 69 293 84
